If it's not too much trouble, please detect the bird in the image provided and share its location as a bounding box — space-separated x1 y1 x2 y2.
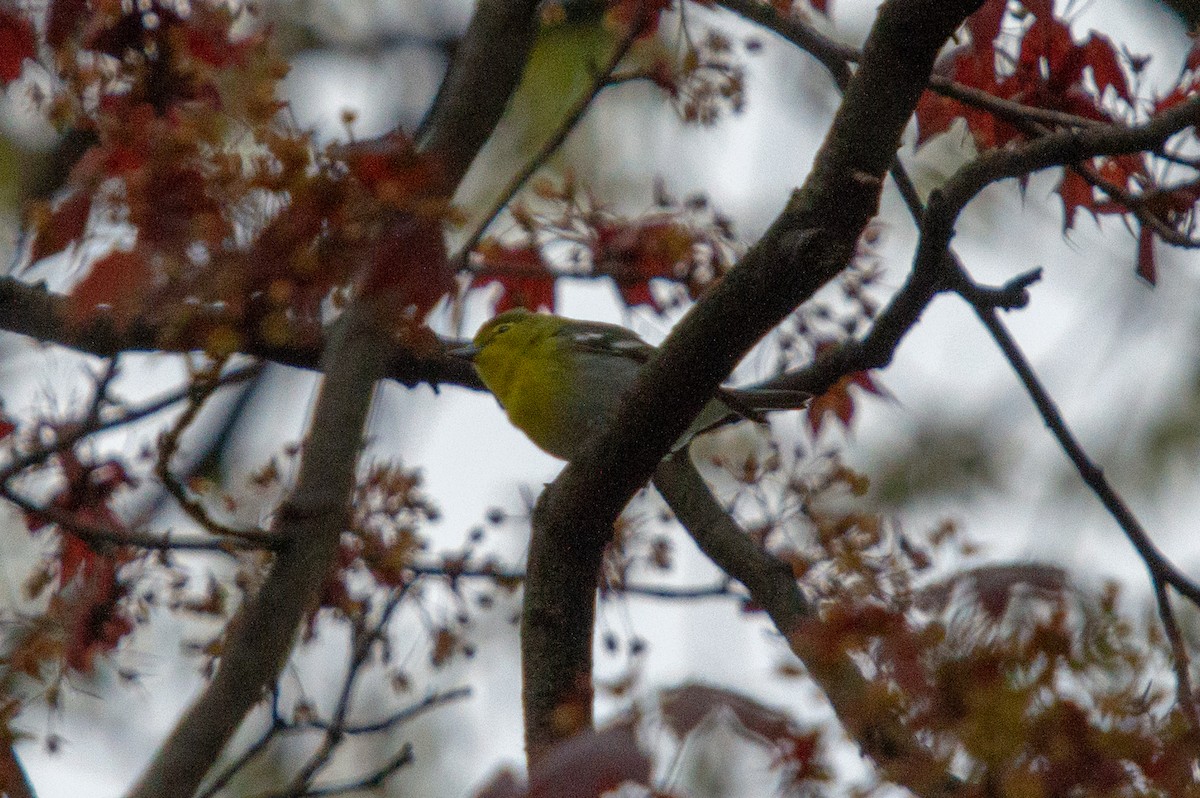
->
452 308 809 461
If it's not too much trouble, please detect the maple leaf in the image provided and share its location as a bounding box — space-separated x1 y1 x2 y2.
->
20 451 139 674
594 218 695 311
1081 33 1129 99
30 190 93 263
606 0 673 38
45 0 87 49
1136 224 1155 285
480 269 557 313
0 6 35 85
807 366 886 437
367 212 454 320
473 240 557 312
337 132 448 211
66 249 153 330
1056 169 1095 232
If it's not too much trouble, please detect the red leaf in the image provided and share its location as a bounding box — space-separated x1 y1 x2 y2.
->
31 190 93 263
807 362 886 437
527 722 650 798
615 279 657 310
338 132 448 209
914 89 964 147
367 213 453 319
1081 33 1128 99
45 0 86 48
661 684 796 744
473 241 556 312
1057 169 1094 231
965 0 1007 50
480 270 557 314
594 218 694 309
1136 224 1155 285
606 0 673 38
0 7 35 85
67 249 153 329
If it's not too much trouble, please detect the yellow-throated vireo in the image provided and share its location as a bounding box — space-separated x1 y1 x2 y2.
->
453 309 809 460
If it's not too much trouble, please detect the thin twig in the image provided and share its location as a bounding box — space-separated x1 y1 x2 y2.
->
155 366 275 543
407 562 738 600
282 586 412 792
452 29 643 270
0 364 262 485
1153 577 1200 733
0 485 274 552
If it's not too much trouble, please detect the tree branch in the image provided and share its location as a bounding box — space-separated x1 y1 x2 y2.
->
415 0 543 187
520 0 984 770
122 1 549 791
0 277 485 392
652 453 964 797
126 298 392 798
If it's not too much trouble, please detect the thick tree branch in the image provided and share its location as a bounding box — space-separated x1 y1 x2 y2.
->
0 277 485 391
126 298 391 798
415 0 543 187
520 0 984 771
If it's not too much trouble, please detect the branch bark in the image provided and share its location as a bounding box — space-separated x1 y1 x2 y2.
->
126 298 390 798
415 0 542 187
0 277 485 391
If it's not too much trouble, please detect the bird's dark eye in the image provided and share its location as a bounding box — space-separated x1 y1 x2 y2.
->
495 323 512 335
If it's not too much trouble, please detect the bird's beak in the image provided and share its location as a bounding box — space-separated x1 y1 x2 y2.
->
447 343 480 361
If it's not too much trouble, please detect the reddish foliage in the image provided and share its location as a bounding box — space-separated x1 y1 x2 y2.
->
806 360 885 436
30 190 92 263
23 453 138 674
1056 170 1094 232
916 0 1127 150
527 721 650 798
606 0 673 38
594 218 695 311
473 241 556 312
66 249 153 330
1137 223 1156 284
127 163 223 248
469 178 737 316
913 0 1200 281
339 132 448 208
660 683 795 743
487 271 557 313
45 0 86 49
366 212 454 320
0 6 35 85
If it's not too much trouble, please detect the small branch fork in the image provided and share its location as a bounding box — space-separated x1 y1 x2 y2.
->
715 0 1200 731
192 584 470 798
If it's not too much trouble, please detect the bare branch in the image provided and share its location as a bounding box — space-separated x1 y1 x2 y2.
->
415 0 543 186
